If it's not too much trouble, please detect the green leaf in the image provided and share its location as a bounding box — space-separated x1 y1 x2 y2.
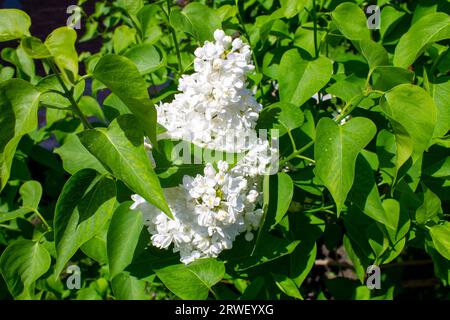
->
36 74 82 110
54 169 116 277
380 5 405 41
155 258 225 300
78 96 106 123
113 25 136 54
229 234 300 271
430 77 450 138
350 155 394 231
0 9 31 42
54 134 107 175
0 240 51 299
380 84 437 171
429 223 450 261
393 13 450 68
423 156 450 179
2 46 35 80
376 129 397 185
381 198 410 243
21 36 51 59
78 115 171 217
271 172 294 228
371 66 415 91
257 102 304 137
415 185 441 225
44 27 79 83
116 0 144 16
326 75 364 102
368 226 389 262
19 180 42 210
0 66 14 81
278 49 333 107
124 43 163 75
107 202 146 278
272 273 302 299
425 239 450 285
279 0 307 19
111 272 149 300
293 24 324 58
0 79 40 191
355 40 389 70
344 206 378 260
81 235 107 265
314 117 377 215
91 54 157 146
0 207 30 224
169 3 221 43
331 3 371 41
343 235 367 283
290 242 317 287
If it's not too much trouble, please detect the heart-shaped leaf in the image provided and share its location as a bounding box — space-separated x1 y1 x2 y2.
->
0 240 51 299
278 49 333 107
111 272 149 300
315 117 377 215
155 258 225 300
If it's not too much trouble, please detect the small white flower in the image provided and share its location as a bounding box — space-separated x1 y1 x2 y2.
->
246 190 259 203
245 232 254 241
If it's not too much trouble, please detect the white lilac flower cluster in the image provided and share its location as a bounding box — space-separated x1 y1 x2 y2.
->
131 160 263 264
130 30 277 264
156 29 262 153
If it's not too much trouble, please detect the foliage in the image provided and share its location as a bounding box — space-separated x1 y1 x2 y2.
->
0 0 449 300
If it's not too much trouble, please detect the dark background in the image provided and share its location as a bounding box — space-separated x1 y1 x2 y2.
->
1 0 101 54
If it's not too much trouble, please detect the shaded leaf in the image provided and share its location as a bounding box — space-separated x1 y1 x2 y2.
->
108 202 146 278
78 115 171 217
54 169 116 277
393 13 450 68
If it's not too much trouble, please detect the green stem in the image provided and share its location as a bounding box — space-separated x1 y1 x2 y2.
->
235 0 265 101
295 154 316 163
236 13 259 74
41 103 70 111
280 140 314 166
0 224 20 231
304 204 334 213
47 60 92 129
33 209 51 231
164 0 183 75
335 89 385 123
282 123 297 151
77 74 92 84
312 0 319 58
